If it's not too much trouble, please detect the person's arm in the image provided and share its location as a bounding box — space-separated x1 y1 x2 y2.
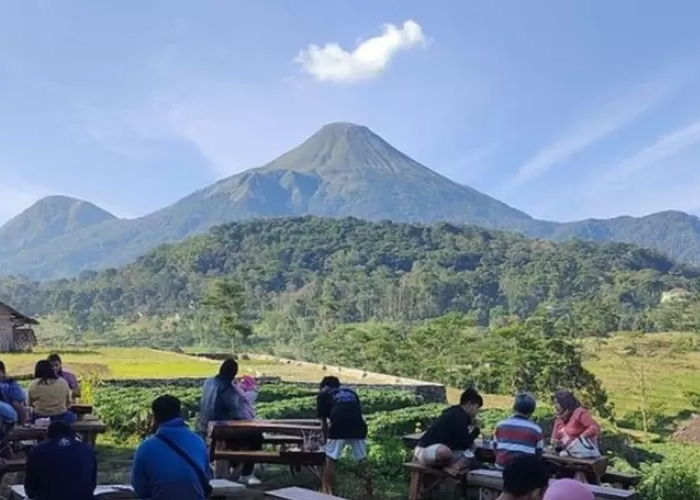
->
453 412 478 451
24 448 42 499
535 430 545 456
578 410 600 439
131 443 151 500
316 393 329 439
71 374 82 399
551 417 563 445
9 382 26 424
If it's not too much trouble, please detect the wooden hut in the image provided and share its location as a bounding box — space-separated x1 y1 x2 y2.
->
0 301 38 352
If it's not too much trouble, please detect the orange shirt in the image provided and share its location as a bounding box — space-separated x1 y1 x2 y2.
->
551 407 600 445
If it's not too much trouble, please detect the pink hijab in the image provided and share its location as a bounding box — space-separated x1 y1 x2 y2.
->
544 479 594 500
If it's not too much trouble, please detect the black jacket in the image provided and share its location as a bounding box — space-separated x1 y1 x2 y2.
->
418 406 480 451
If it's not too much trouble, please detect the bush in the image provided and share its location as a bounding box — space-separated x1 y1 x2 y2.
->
639 462 700 500
258 390 421 420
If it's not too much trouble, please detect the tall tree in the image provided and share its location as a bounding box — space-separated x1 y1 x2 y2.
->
202 278 252 351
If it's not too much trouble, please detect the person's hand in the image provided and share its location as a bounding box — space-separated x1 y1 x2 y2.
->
473 417 483 429
444 463 462 477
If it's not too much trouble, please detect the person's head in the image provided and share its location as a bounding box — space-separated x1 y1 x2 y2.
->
47 420 74 440
513 393 537 418
47 353 63 374
34 360 57 382
502 455 550 499
543 479 594 500
152 395 182 426
218 358 238 382
319 376 341 392
459 387 484 418
0 360 6 378
553 390 579 417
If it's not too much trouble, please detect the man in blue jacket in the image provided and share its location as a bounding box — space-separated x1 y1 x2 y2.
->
132 395 211 500
24 420 97 500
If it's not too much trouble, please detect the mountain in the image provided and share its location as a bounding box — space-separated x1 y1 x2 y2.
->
1 217 697 338
1 122 700 279
0 195 116 255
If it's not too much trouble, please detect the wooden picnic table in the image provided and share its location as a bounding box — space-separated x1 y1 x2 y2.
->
69 404 94 420
209 420 325 481
8 419 107 448
402 432 609 484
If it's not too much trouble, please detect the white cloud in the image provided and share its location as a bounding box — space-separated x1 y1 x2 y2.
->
506 79 677 189
294 20 426 84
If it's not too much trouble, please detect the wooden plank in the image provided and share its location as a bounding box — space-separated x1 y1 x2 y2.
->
215 450 326 466
210 420 321 440
266 487 347 500
10 479 246 499
263 433 304 446
467 469 637 499
8 420 107 441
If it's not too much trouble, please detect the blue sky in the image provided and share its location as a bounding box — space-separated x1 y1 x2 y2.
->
2 1 700 225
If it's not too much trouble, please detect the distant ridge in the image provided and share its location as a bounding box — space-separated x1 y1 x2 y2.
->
1 123 700 279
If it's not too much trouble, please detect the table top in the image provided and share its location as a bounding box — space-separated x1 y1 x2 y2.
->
11 480 245 499
210 419 322 436
404 432 607 469
266 486 347 500
8 419 107 440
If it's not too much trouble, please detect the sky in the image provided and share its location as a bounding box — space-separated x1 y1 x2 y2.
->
2 1 700 225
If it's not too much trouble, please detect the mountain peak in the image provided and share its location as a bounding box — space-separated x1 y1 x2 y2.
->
0 195 117 255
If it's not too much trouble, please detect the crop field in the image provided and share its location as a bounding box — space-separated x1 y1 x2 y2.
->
0 348 392 384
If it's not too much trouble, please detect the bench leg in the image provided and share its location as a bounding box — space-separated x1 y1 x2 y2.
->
408 471 422 500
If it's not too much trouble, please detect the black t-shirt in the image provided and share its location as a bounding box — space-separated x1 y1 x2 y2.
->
418 405 480 451
316 388 368 440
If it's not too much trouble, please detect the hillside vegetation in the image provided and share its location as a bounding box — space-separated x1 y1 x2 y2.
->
2 216 700 347
4 124 700 279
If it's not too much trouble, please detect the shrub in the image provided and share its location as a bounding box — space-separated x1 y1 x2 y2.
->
639 462 700 500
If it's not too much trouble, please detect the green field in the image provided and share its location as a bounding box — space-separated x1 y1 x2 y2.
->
0 348 396 384
583 332 700 419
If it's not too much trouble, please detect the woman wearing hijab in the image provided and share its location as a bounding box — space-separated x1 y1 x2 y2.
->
544 479 594 500
551 391 600 452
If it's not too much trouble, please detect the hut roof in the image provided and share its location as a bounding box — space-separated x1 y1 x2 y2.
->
0 301 39 326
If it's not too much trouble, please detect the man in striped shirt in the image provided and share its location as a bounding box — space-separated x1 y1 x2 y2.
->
493 393 544 468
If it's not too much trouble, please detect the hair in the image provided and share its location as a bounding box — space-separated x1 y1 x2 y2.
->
543 479 594 500
152 395 182 424
0 361 5 374
47 353 62 364
554 390 580 415
503 455 550 496
47 420 73 440
319 376 341 390
513 392 537 416
218 359 238 381
459 387 484 407
34 360 57 383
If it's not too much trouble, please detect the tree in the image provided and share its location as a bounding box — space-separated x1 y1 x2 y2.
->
201 278 252 351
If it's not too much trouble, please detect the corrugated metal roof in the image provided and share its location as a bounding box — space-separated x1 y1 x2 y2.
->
0 301 39 325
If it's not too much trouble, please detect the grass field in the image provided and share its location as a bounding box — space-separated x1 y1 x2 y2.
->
583 332 700 419
0 348 395 384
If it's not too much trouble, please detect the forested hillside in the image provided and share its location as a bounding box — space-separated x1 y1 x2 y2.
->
2 216 699 344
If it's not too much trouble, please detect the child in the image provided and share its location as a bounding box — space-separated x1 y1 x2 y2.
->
316 376 373 498
233 375 258 420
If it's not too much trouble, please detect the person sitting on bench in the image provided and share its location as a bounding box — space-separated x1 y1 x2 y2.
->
495 454 550 500
25 420 97 500
493 393 544 468
317 376 373 498
414 387 483 476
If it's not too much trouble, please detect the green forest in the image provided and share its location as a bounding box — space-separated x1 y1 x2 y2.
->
2 216 700 349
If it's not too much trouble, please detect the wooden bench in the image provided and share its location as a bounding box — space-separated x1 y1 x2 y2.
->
10 479 246 499
404 461 470 500
216 450 326 466
467 469 638 500
0 458 27 481
266 486 347 499
601 470 642 490
263 433 305 447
